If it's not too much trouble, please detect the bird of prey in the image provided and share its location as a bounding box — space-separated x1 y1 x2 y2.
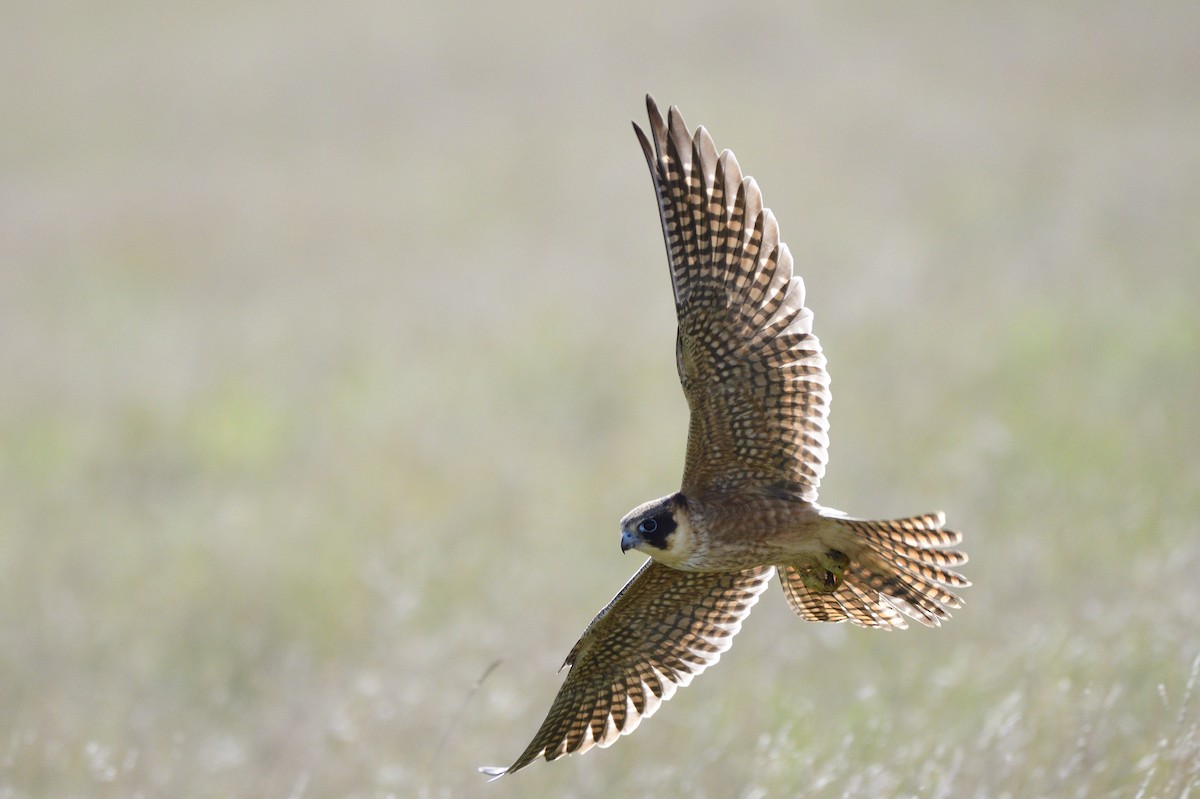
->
481 96 969 778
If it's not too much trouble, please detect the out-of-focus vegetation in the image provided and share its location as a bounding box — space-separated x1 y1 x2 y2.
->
2 2 1198 797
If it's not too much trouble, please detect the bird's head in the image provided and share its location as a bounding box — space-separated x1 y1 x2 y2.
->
619 493 695 567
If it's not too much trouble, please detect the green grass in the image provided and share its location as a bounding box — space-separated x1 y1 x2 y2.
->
2 1 1199 797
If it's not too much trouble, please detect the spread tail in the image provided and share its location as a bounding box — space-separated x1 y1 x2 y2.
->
779 512 969 629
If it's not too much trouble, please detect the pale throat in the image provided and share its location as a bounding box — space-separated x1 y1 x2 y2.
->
644 506 701 569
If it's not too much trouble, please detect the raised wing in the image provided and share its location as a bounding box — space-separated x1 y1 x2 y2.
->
480 560 773 778
634 96 831 501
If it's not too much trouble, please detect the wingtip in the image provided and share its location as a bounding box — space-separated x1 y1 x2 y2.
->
632 118 650 146
632 109 657 169
667 103 688 134
478 765 508 781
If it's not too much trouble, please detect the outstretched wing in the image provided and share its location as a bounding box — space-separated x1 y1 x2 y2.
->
634 95 831 502
481 561 773 778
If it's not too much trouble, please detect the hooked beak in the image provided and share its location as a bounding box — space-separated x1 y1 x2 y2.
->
620 530 639 553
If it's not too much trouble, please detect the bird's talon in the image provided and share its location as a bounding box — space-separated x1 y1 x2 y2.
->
797 550 849 593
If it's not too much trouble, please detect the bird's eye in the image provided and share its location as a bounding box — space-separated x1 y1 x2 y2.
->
638 519 658 534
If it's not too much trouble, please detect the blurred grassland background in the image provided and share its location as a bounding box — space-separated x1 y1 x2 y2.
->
2 1 1199 797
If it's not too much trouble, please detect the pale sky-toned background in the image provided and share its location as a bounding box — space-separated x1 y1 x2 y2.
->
2 2 1198 797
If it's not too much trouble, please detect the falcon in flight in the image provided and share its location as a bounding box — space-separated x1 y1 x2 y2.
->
481 96 969 778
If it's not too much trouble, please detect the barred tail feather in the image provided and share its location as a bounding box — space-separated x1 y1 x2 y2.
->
780 513 969 630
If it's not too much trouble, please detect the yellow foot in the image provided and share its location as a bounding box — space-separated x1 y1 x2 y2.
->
797 549 850 593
